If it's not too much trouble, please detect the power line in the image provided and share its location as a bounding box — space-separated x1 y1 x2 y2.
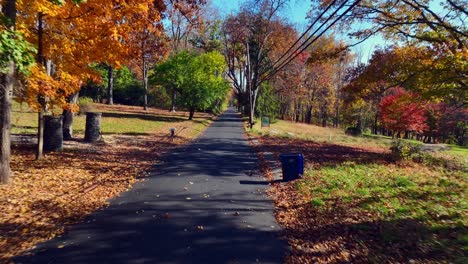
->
264 0 354 81
268 0 340 71
263 0 361 82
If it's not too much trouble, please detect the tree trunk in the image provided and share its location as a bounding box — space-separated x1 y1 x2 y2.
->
143 64 148 111
62 93 79 140
322 115 327 127
249 89 258 128
0 62 14 184
188 107 195 120
373 113 379 134
170 88 177 112
36 12 45 160
295 101 301 123
356 117 362 131
247 84 253 128
334 102 339 128
36 109 44 160
0 0 16 183
107 65 114 105
305 106 312 124
404 131 409 139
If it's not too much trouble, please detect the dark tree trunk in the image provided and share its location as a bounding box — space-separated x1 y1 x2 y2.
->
62 110 73 140
356 117 362 131
84 112 102 142
44 116 63 152
0 61 14 184
334 113 338 127
404 131 409 139
373 113 379 134
188 107 195 120
295 101 301 123
0 0 16 183
107 65 114 105
62 93 79 140
305 106 312 124
322 110 327 127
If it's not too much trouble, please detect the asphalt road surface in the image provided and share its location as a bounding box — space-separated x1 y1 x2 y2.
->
16 107 285 264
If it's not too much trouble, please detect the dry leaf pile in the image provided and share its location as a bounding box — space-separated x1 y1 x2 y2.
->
0 106 212 262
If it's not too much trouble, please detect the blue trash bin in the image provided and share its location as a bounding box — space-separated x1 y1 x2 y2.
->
279 153 304 181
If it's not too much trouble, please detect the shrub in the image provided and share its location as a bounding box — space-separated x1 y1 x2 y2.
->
78 97 94 114
113 81 145 106
345 127 362 136
210 100 228 115
390 139 421 159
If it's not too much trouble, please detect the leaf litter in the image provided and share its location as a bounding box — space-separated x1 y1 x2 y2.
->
0 106 213 262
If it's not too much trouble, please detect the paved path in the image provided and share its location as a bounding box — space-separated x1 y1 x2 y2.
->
16 108 285 264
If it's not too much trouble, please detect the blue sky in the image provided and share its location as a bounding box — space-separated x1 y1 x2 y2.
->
210 0 385 62
211 0 311 26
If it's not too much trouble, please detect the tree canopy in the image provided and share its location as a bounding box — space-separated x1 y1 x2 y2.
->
151 50 229 119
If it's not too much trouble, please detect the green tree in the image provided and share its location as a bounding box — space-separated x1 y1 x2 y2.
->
255 82 279 122
151 51 229 120
151 51 193 111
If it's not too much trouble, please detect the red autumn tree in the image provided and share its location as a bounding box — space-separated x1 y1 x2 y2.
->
379 87 427 137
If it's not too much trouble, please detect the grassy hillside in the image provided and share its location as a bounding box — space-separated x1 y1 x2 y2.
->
12 102 211 136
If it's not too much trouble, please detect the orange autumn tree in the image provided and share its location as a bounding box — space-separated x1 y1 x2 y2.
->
125 1 168 110
16 0 167 157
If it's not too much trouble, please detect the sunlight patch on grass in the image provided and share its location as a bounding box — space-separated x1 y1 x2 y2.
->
248 119 392 149
11 102 212 136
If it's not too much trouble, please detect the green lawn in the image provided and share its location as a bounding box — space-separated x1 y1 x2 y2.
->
11 102 210 136
298 162 467 262
249 119 467 159
251 118 467 262
249 119 394 148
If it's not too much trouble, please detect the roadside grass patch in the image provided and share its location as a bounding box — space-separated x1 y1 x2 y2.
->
297 162 467 260
247 119 393 148
252 119 467 262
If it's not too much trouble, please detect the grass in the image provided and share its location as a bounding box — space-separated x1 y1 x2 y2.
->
296 162 467 261
248 118 468 162
251 118 467 262
448 145 468 156
299 162 466 223
11 101 211 136
248 119 393 148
